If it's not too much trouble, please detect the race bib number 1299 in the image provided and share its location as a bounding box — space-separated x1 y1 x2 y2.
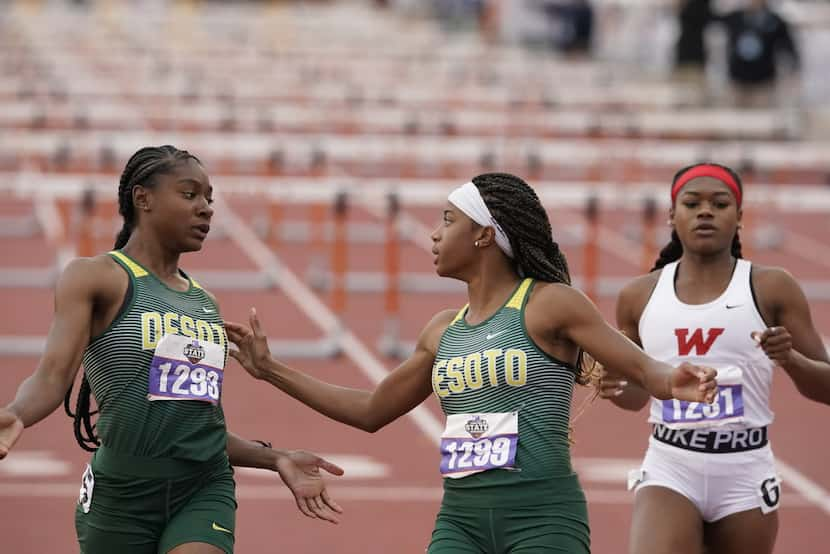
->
439 412 518 479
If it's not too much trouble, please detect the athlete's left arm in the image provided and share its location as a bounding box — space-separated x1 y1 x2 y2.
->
534 284 717 403
754 268 830 405
225 431 344 523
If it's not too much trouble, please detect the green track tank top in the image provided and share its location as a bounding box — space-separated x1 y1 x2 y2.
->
432 279 583 506
81 251 227 461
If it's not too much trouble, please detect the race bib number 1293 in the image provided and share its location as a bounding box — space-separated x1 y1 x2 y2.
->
147 334 225 405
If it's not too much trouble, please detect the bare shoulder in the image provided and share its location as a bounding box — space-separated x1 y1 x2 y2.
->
50 255 127 317
417 308 460 355
529 280 577 301
422 309 459 336
58 255 124 292
618 272 661 311
524 282 592 336
527 280 590 311
751 264 797 289
750 263 803 302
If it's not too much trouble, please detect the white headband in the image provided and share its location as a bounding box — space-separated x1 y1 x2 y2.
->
447 181 514 259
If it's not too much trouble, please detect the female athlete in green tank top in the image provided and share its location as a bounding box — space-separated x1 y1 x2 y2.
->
227 173 719 553
0 146 343 554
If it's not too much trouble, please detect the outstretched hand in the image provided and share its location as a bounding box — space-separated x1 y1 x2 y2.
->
0 409 23 460
752 327 792 367
277 450 345 524
671 362 718 403
598 367 629 399
225 308 271 380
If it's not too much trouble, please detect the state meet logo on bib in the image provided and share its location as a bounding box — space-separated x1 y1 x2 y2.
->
183 340 205 365
465 415 489 439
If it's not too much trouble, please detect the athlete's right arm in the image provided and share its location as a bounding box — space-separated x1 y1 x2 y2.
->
600 276 654 411
0 259 102 458
226 308 455 433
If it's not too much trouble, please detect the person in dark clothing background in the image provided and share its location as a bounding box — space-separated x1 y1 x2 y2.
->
720 0 800 106
673 0 714 102
543 0 594 55
675 0 713 70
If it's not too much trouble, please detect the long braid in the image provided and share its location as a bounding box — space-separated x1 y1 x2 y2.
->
65 145 200 452
651 163 744 271
471 173 596 386
472 173 572 285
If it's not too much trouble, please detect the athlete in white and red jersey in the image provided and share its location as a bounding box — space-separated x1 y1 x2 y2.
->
640 258 774 432
602 163 830 554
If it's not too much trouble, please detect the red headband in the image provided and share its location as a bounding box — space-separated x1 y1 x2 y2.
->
671 165 742 207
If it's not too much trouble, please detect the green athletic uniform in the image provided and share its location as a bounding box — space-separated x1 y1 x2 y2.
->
74 250 236 553
429 279 590 553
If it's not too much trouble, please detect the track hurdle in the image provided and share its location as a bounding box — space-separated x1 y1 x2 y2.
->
641 196 657 273
307 200 330 290
76 187 96 257
583 195 599 301
267 195 282 249
378 191 408 358
331 191 349 316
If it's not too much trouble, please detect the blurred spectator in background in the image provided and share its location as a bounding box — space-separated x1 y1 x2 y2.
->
543 0 594 55
433 0 486 30
720 0 800 107
674 0 713 92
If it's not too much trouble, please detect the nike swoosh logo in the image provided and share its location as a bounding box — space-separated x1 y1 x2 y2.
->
725 304 743 309
202 306 215 313
486 330 506 340
212 522 233 534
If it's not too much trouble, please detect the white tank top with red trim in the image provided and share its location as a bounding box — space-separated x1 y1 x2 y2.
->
639 259 775 430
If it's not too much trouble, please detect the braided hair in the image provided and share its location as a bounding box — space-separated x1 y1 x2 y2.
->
64 145 200 452
651 163 743 271
471 173 596 385
471 173 571 285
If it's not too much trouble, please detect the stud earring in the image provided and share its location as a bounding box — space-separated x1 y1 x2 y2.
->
474 240 480 247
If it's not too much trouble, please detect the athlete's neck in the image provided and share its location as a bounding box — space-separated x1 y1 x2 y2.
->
675 251 737 303
121 233 187 290
464 263 521 325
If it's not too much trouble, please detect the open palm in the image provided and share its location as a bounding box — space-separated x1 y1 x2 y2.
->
276 450 344 524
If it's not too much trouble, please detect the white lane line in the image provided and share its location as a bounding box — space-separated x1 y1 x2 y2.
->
0 451 71 477
777 459 830 516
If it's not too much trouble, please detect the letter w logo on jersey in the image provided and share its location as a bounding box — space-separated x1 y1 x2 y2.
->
675 328 725 356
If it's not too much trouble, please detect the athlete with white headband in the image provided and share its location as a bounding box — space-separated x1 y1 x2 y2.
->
226 172 721 553
602 163 830 554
